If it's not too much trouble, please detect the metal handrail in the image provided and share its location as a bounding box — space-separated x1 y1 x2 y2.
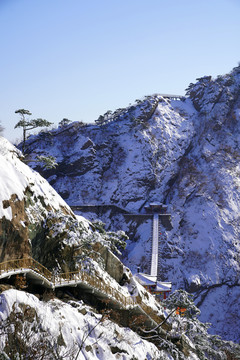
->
0 257 52 281
0 257 162 322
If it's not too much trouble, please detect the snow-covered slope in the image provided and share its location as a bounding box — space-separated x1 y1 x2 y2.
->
1 288 240 360
0 136 70 221
0 289 167 360
26 96 194 210
23 65 240 342
1 127 240 357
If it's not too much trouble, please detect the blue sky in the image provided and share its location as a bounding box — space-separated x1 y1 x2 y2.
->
1 0 240 142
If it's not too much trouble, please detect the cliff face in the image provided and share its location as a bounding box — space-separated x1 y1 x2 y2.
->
0 137 126 285
26 96 194 210
0 137 73 263
23 65 240 342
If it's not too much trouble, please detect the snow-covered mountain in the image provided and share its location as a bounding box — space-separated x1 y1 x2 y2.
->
0 136 175 359
3 136 238 359
23 65 240 343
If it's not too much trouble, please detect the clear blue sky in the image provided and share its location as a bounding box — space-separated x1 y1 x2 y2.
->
1 0 240 142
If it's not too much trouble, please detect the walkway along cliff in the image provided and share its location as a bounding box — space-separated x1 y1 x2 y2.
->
0 256 170 332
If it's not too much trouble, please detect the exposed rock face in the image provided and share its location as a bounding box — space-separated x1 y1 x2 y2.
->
0 194 30 261
0 137 77 266
0 138 124 286
0 136 134 310
26 96 193 210
92 242 124 283
22 65 240 341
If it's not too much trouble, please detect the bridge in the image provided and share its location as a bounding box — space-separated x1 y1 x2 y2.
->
0 257 168 330
70 203 172 278
70 204 172 230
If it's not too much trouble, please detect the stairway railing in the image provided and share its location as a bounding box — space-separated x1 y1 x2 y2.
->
0 257 52 281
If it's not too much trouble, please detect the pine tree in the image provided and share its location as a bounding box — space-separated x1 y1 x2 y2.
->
59 118 72 127
36 155 58 169
14 109 52 154
92 220 128 255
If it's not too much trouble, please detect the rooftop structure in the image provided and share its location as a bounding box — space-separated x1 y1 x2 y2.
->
134 272 172 300
144 202 168 213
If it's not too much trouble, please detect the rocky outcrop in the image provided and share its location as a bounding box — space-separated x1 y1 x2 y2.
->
0 138 76 266
0 194 30 261
0 137 129 288
92 242 124 283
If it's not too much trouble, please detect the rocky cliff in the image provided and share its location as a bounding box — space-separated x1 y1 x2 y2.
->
0 137 71 264
23 65 240 342
0 137 127 283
